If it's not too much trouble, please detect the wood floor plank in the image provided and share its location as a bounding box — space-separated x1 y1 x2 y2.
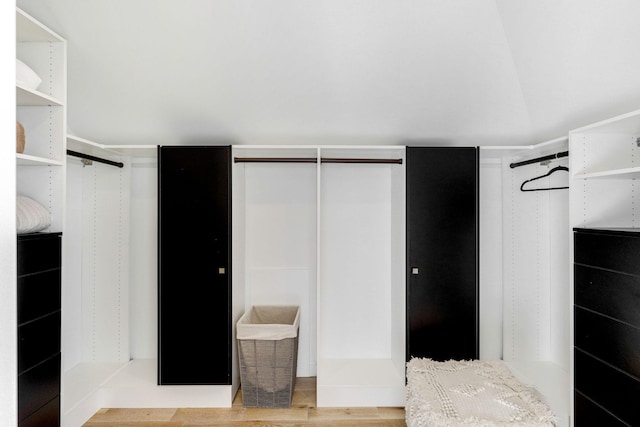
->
308 407 380 421
85 407 178 423
171 407 245 423
82 378 407 426
240 406 309 422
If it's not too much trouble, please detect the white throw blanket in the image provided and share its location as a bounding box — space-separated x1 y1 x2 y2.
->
16 195 51 234
406 358 557 427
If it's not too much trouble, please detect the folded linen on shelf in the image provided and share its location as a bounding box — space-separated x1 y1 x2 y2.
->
17 194 51 234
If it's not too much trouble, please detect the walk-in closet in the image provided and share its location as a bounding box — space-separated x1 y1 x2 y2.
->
6 2 640 426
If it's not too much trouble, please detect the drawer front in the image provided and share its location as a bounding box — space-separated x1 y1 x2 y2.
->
18 312 61 374
18 353 60 422
17 234 62 276
574 391 627 427
18 396 59 427
574 230 640 276
575 306 640 378
18 269 61 325
574 348 640 426
574 264 640 328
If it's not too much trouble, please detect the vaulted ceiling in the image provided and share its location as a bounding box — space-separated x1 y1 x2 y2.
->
16 0 640 147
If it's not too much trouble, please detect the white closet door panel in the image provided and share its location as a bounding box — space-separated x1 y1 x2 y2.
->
320 165 392 359
81 162 130 363
502 160 553 362
63 160 84 371
129 161 158 359
548 190 570 369
479 162 504 360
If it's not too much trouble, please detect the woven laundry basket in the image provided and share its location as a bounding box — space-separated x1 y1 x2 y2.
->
236 305 300 408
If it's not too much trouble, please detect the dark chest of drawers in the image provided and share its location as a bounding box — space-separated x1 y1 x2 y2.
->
574 228 640 426
17 232 62 427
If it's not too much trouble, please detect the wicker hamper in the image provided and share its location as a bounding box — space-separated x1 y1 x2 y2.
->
236 305 300 408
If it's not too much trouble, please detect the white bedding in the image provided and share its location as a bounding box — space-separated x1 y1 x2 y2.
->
406 358 557 427
17 195 51 234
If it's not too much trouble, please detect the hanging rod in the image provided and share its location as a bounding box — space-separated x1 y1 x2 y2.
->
234 157 318 163
321 158 403 164
234 157 403 164
509 151 568 169
67 149 124 168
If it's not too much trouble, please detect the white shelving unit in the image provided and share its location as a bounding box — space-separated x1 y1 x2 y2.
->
569 109 640 229
568 109 640 427
66 136 218 425
63 135 164 426
316 146 405 407
16 7 66 233
232 145 406 407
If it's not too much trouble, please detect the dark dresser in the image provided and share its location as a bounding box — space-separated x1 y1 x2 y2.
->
574 228 640 426
17 232 62 427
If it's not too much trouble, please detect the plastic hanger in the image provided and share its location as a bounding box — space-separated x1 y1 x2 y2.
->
520 165 569 192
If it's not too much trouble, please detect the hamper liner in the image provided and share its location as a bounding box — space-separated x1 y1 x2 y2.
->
236 305 300 408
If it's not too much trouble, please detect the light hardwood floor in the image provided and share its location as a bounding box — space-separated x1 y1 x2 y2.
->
83 377 407 426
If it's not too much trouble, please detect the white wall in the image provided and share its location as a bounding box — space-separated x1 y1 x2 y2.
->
319 164 394 359
479 159 503 360
63 159 84 370
240 161 318 377
129 159 158 359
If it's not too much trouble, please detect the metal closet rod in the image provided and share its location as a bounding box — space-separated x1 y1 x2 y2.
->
66 149 124 168
509 150 568 169
234 157 403 164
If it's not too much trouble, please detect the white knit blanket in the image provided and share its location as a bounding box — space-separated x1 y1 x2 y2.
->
16 195 51 234
406 358 557 427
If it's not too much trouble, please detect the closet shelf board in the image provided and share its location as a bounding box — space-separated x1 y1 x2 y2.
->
17 8 65 42
16 153 63 166
573 166 640 180
570 109 640 135
67 134 157 158
17 85 63 106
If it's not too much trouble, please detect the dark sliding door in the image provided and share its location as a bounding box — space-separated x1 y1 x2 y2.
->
158 146 231 385
406 147 479 361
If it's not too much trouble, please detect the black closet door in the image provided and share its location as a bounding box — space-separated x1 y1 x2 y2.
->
406 147 478 361
158 146 231 385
